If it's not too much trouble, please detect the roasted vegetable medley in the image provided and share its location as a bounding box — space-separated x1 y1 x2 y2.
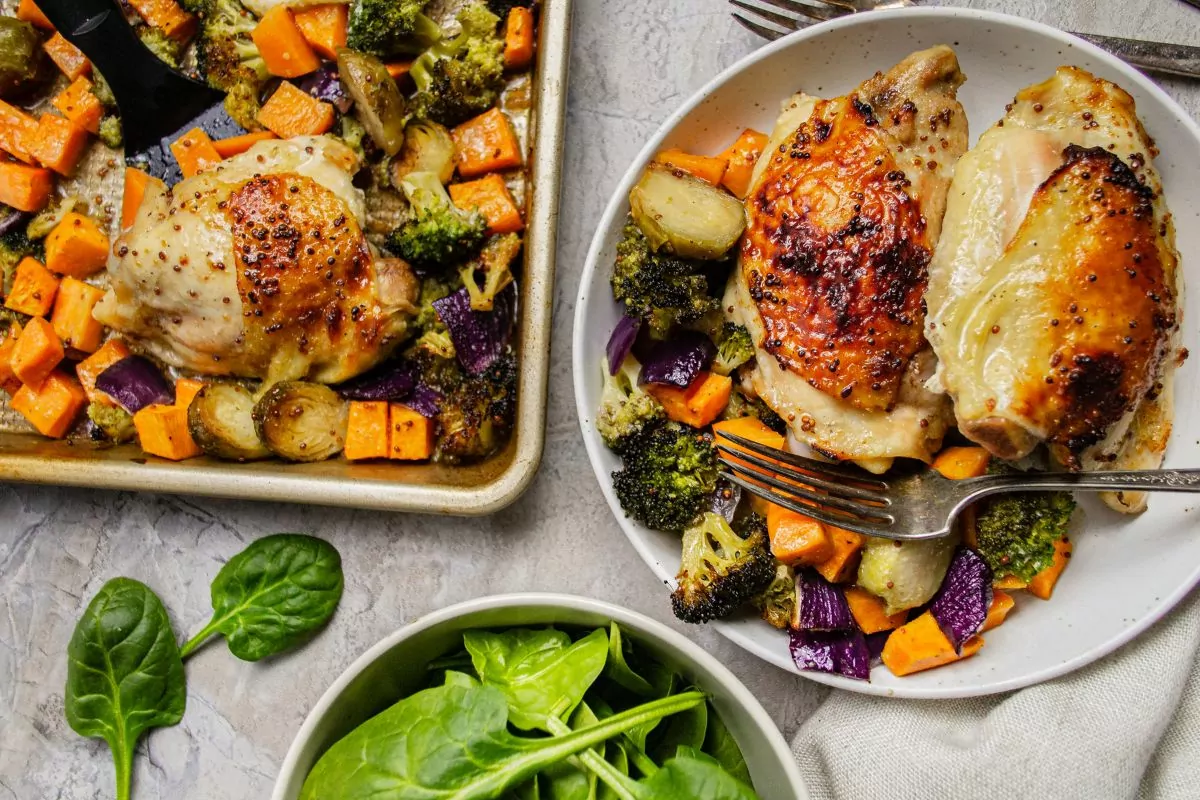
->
0 0 538 466
599 136 1077 682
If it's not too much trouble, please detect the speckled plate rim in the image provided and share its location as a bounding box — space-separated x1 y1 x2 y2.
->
270 592 808 799
572 7 1200 699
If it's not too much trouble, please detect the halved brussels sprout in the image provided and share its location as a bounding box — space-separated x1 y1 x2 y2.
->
391 120 456 186
188 383 271 461
629 164 746 260
857 534 958 615
252 381 347 462
337 48 407 157
0 18 48 101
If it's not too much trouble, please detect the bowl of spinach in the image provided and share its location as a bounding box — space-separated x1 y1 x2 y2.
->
271 593 808 799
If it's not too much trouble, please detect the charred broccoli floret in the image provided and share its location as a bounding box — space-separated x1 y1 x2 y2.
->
719 385 786 434
346 0 442 58
194 0 268 130
753 562 796 630
461 233 520 311
409 3 505 127
87 402 136 443
974 486 1075 583
98 116 123 149
435 346 517 463
1 220 39 295
137 25 185 68
612 420 718 533
713 323 753 376
597 355 663 453
611 218 719 339
671 512 775 624
388 171 487 268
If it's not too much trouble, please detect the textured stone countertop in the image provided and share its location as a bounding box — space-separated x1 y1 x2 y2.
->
2 1 1198 798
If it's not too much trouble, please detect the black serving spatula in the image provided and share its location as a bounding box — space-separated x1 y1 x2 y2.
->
36 0 245 182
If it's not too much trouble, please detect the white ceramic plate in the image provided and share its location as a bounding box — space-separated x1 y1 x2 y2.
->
573 8 1200 699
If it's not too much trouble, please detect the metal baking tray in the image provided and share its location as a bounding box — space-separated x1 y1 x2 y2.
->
0 0 571 514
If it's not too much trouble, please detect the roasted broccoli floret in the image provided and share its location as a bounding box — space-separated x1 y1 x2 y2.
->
1 219 39 295
974 488 1075 583
435 346 517 463
461 233 520 311
713 323 753 376
98 116 123 149
346 0 441 58
137 25 184 68
671 512 775 624
91 72 116 108
87 402 136 444
409 3 505 127
387 171 488 268
753 562 796 630
194 0 268 130
612 420 719 533
611 218 720 339
719 385 786 434
597 355 663 453
334 114 369 162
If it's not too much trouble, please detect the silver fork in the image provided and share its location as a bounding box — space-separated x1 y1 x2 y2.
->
730 0 1200 78
716 432 1200 541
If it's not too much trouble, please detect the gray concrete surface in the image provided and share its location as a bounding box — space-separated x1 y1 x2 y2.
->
2 1 1198 797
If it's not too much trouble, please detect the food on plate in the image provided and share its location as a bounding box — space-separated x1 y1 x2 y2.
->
728 45 967 473
925 67 1182 514
300 622 763 799
0 0 537 467
597 52 1181 681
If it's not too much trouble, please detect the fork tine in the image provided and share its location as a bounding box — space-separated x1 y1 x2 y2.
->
715 445 890 504
716 432 888 488
720 459 892 521
749 0 856 22
732 12 787 40
722 472 895 539
729 0 802 30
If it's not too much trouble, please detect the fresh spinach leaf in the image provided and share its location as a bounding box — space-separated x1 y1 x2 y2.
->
299 682 707 799
638 756 760 799
604 623 656 697
65 578 186 800
466 627 609 731
444 670 481 689
579 754 760 800
649 688 707 764
597 737 631 800
702 705 753 786
181 534 343 661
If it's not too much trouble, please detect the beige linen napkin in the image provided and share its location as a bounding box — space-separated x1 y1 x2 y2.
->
791 591 1200 800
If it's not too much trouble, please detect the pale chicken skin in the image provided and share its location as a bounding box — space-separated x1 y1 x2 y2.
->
729 46 966 472
925 68 1181 510
95 137 418 384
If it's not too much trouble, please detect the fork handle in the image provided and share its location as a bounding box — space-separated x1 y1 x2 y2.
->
1072 33 1200 78
969 469 1200 497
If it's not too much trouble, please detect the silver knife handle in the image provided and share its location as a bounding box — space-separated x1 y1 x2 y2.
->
1073 32 1200 78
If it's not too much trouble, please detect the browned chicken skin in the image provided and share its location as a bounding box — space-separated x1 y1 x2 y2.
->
729 46 966 471
925 67 1181 511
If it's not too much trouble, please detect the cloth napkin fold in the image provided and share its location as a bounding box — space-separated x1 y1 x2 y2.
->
791 590 1200 800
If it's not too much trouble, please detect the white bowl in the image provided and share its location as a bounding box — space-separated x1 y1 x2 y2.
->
573 8 1200 699
271 593 808 799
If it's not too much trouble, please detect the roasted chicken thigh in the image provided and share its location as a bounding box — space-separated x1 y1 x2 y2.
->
925 67 1181 510
728 46 967 472
95 136 418 384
